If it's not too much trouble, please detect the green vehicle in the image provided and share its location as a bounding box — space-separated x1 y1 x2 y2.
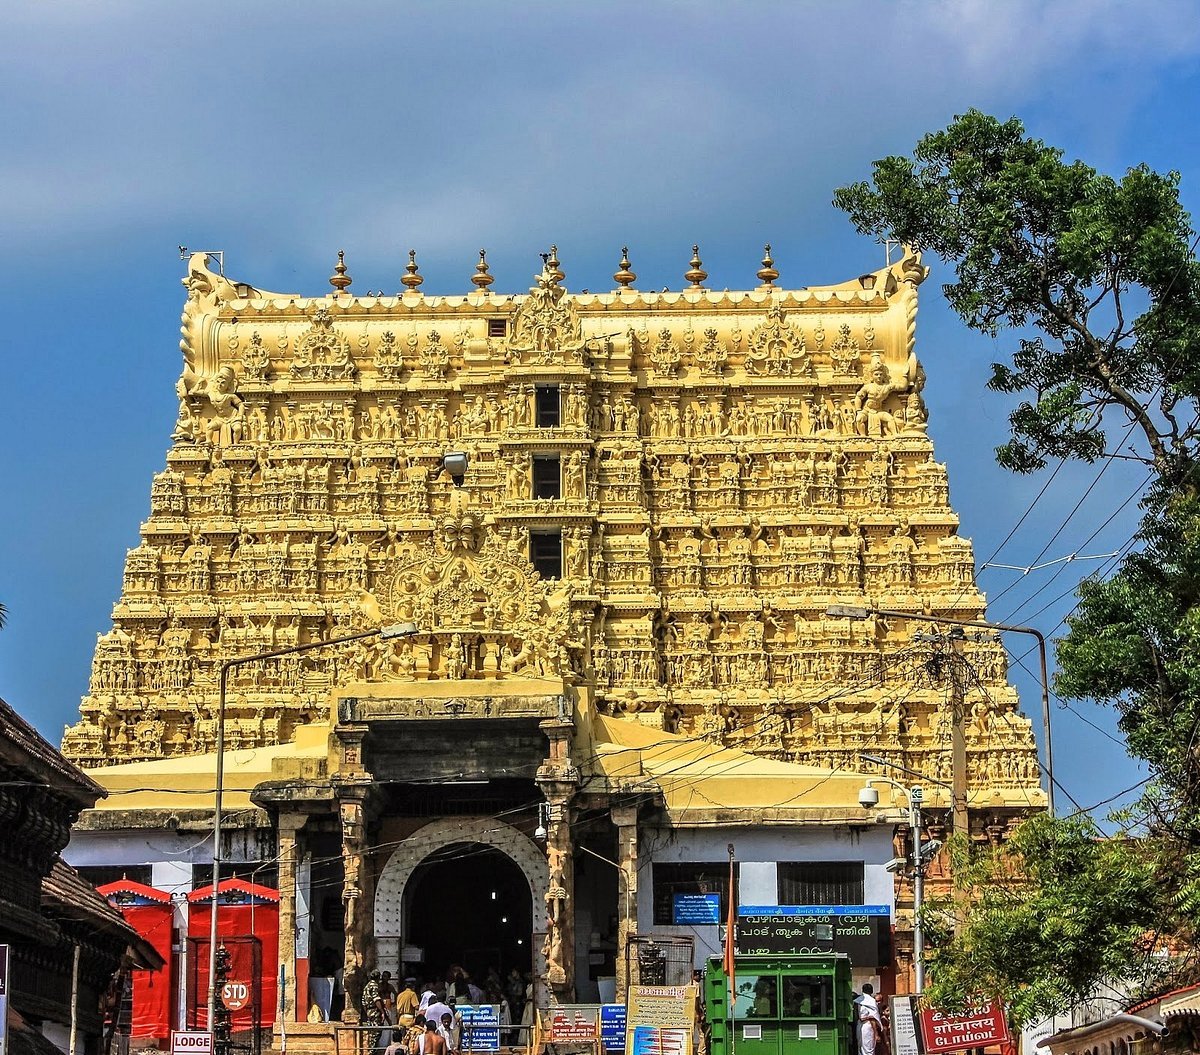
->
705 954 855 1055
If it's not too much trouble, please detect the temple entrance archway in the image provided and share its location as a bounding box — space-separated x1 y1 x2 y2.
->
374 818 548 994
408 844 533 982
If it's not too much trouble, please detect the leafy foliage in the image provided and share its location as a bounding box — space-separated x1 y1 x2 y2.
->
834 109 1200 475
1057 490 1200 843
835 111 1200 1014
922 818 1171 1028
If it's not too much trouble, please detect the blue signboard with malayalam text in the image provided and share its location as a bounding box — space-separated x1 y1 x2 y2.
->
673 893 722 925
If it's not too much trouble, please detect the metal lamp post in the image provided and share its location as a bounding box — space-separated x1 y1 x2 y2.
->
205 620 419 1035
827 604 1055 815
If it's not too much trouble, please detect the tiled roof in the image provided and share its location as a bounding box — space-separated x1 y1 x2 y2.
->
0 696 104 801
42 859 166 970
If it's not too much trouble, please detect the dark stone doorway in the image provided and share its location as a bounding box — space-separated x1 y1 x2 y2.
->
406 843 533 986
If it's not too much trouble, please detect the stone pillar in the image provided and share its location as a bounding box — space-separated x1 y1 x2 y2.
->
276 813 304 1025
611 805 639 1001
338 784 371 1024
537 716 580 1006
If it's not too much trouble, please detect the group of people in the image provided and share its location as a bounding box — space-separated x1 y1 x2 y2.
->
360 967 533 1053
854 983 888 1055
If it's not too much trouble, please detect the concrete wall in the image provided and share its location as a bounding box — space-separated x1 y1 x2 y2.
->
636 823 896 968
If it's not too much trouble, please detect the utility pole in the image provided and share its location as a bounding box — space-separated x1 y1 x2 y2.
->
947 629 969 834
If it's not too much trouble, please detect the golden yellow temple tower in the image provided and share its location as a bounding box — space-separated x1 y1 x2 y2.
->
64 245 1043 1025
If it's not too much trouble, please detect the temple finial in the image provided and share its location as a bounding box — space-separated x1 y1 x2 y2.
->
401 249 424 291
614 247 636 289
547 244 564 284
685 244 707 290
472 249 494 290
329 250 352 293
756 244 779 288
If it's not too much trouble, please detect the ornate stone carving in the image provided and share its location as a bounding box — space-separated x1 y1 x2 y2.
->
745 304 810 376
292 307 356 380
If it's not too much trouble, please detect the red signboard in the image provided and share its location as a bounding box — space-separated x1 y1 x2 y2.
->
222 981 250 1011
918 1001 1011 1054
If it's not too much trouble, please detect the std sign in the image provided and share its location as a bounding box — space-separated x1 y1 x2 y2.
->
222 981 250 1011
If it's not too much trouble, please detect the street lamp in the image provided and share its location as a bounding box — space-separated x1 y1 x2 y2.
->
827 604 1055 816
205 620 419 1035
859 774 937 994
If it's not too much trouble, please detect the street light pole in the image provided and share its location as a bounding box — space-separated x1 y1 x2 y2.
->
862 776 928 994
205 620 418 1036
828 605 1055 816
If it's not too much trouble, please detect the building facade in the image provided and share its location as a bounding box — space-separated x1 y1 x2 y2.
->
63 245 1043 1042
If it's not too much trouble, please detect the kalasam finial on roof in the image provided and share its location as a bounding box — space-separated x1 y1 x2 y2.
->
685 244 708 290
472 249 494 290
401 249 424 291
329 250 352 293
757 244 779 289
614 247 636 289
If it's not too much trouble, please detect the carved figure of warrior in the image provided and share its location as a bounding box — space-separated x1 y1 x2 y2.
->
201 366 244 446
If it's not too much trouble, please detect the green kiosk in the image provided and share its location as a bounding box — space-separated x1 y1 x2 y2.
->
705 954 855 1055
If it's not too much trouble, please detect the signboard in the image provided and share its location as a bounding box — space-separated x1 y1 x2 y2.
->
917 1001 1011 1054
221 980 250 1011
625 985 697 1055
600 1005 627 1051
735 905 891 967
0 945 9 1055
171 1032 214 1055
889 997 920 1055
542 1005 600 1043
673 894 722 925
459 1004 500 1052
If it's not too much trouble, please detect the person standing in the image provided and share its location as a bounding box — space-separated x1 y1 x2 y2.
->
412 1019 447 1055
361 971 386 1052
857 990 885 1055
396 978 420 1020
439 1011 462 1055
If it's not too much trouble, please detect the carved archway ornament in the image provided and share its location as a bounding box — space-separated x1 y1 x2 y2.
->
375 499 579 680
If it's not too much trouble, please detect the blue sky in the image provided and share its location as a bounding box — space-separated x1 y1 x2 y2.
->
2 0 1198 821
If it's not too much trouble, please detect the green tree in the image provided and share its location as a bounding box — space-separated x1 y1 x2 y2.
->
833 109 1200 477
921 817 1169 1027
835 111 1200 1010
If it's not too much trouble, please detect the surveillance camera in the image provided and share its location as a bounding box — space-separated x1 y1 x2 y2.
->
534 825 547 841
858 785 879 809
884 857 907 874
918 839 943 860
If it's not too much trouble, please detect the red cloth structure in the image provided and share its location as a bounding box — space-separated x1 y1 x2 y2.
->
97 880 174 1045
187 880 280 1032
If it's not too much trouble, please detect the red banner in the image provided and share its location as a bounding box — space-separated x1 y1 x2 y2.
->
918 1001 1011 1054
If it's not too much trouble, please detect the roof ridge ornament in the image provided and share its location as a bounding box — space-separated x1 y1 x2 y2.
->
756 244 779 289
547 244 565 284
329 250 352 294
685 245 708 290
471 249 494 290
614 247 636 289
401 249 424 291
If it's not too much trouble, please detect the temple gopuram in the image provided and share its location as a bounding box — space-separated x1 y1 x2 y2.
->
64 245 1044 1043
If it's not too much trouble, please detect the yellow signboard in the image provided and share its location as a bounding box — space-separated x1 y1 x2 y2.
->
625 985 698 1055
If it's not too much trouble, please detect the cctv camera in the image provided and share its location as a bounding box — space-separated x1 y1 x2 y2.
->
884 857 907 874
858 785 879 809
